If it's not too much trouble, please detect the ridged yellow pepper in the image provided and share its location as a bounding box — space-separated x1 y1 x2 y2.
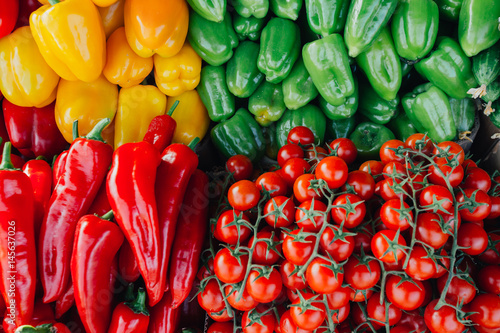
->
103 28 153 88
114 85 167 148
55 75 118 143
154 42 202 97
124 0 189 58
30 0 106 82
167 90 210 145
0 27 60 108
98 0 125 39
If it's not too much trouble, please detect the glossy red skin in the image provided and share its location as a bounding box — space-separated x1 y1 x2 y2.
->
319 224 354 262
359 160 384 181
371 230 406 263
0 162 36 327
353 228 372 254
457 222 488 255
280 310 311 333
207 322 234 333
487 195 500 219
380 139 405 164
197 279 225 313
0 0 18 38
290 293 325 331
326 286 350 309
478 266 500 294
385 275 425 311
405 133 433 155
419 185 454 215
242 306 276 333
118 241 140 283
280 158 311 187
399 310 428 333
463 167 492 192
108 301 150 333
314 156 348 189
378 178 410 201
304 146 328 165
214 247 248 284
52 150 68 190
424 300 464 333
15 0 40 28
278 144 304 167
344 257 381 290
415 213 450 249
107 141 162 305
351 302 382 331
71 215 124 333
296 199 327 232
215 209 251 244
331 302 350 324
382 161 406 179
306 257 343 294
246 268 283 303
0 110 9 151
148 292 181 333
468 294 500 329
457 188 492 222
404 245 437 281
86 180 112 216
349 287 374 302
22 159 52 235
367 292 402 326
143 115 177 153
226 155 253 181
55 281 74 319
225 285 258 311
380 199 412 231
428 162 464 187
282 229 316 266
331 194 366 228
479 234 500 265
433 141 465 165
293 174 321 203
437 273 476 305
280 260 307 290
288 126 315 145
256 172 287 197
3 100 67 159
209 309 231 322
228 180 260 210
329 138 357 165
342 170 375 201
248 229 281 265
264 196 295 228
169 170 209 308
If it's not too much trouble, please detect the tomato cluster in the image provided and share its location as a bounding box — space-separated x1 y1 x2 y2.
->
199 128 500 333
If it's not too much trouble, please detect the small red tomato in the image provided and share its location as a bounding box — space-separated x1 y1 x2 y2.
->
326 286 350 309
293 174 321 203
479 234 500 265
263 196 295 228
456 188 491 222
436 272 476 305
366 292 402 327
280 158 311 188
304 146 328 165
371 230 406 263
246 267 283 304
209 308 231 322
295 199 328 232
255 172 288 197
344 257 381 290
214 248 248 284
279 260 307 290
415 212 450 249
433 141 465 165
378 178 410 201
404 245 437 281
380 139 406 164
468 294 500 329
424 300 464 333
359 160 385 181
207 322 233 333
331 194 366 229
478 266 500 294
329 138 357 165
282 229 316 266
382 161 407 180
319 224 354 262
419 185 454 215
341 170 375 201
226 155 253 181
462 159 477 169
197 279 225 312
315 156 348 189
242 305 277 333
248 229 281 265
228 180 260 211
463 167 492 192
214 210 252 245
306 257 344 294
487 195 500 220
405 133 433 155
288 126 315 146
278 144 304 167
290 293 326 331
457 222 488 255
225 285 258 312
428 162 464 187
380 199 413 231
385 275 425 311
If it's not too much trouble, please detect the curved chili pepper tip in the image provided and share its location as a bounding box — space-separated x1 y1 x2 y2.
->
167 100 180 116
187 137 200 150
84 118 111 143
125 288 150 316
0 142 18 171
72 120 79 141
100 210 114 221
13 325 38 333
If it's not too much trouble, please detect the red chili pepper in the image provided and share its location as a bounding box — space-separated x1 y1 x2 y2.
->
0 142 36 327
143 101 178 153
71 212 124 333
156 139 200 294
39 119 113 303
52 150 68 191
14 0 41 28
107 141 163 306
0 0 18 38
108 288 150 333
169 169 209 308
29 299 55 326
10 152 24 168
22 158 52 235
3 100 68 159
87 180 112 216
55 281 74 319
118 240 141 283
0 110 9 151
148 292 180 333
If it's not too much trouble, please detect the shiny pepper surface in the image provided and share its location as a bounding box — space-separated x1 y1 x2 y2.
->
30 0 106 82
98 0 125 39
198 66 235 122
124 0 189 58
435 0 463 21
305 0 349 36
0 26 59 108
154 42 202 97
231 0 269 19
282 57 318 110
226 41 264 98
187 0 225 22
248 81 286 126
270 0 302 20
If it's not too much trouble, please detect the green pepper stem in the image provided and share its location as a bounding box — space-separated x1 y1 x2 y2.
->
72 120 79 141
85 118 111 143
0 143 17 171
48 0 60 5
125 288 150 316
167 100 179 116
187 137 200 151
100 210 114 221
124 283 135 302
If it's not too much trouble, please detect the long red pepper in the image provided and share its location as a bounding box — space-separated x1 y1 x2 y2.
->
107 141 163 306
108 288 150 333
156 139 199 293
51 150 68 191
119 240 141 283
86 179 112 216
143 101 178 153
169 169 209 308
0 142 36 327
39 119 113 303
148 292 180 333
22 158 52 235
71 212 124 333
55 281 74 319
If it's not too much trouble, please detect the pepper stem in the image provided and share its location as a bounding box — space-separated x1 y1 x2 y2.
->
188 137 200 151
48 0 60 5
100 210 114 221
124 288 150 316
167 100 179 116
85 118 111 143
124 283 135 302
13 325 39 333
0 143 17 171
72 120 79 141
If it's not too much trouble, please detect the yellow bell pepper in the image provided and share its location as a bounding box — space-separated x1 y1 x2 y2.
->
0 27 60 108
114 85 167 149
55 75 118 143
166 90 210 145
124 0 189 58
103 28 153 88
92 0 117 9
30 0 106 83
154 42 202 97
98 0 125 39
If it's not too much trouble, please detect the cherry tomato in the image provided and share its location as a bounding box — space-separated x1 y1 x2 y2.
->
256 172 288 198
246 267 283 304
331 302 350 324
214 247 248 284
326 286 350 309
329 138 357 165
428 162 464 187
341 170 375 201
242 305 277 333
436 272 476 305
433 141 465 165
434 249 450 279
264 196 295 228
380 199 413 231
331 194 366 229
349 288 374 302
487 195 500 220
293 174 321 203
380 139 406 164
478 266 500 294
415 212 450 249
280 158 311 188
463 167 492 192
305 257 344 294
399 310 428 333
290 293 326 331
209 309 232 322
479 234 500 265
405 133 433 155
280 310 310 333
378 178 410 201
367 292 402 327
197 258 214 281
457 222 488 255
419 185 454 215
288 126 315 146
247 229 281 265
351 303 382 331
359 160 385 181
225 285 258 311
462 159 478 169
353 227 372 254
468 294 500 329
228 180 260 211
315 156 348 189
282 229 316 266
304 146 328 165
344 257 381 290
371 230 407 263
226 155 253 181
215 210 252 245
278 144 305 167
319 224 354 262
385 275 425 311
456 188 491 222
424 299 464 333
280 260 307 291
383 162 407 179
295 199 328 232
404 245 436 281
197 279 225 312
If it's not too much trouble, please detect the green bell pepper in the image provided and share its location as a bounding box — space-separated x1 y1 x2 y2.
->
358 80 399 125
344 0 398 58
270 0 302 20
388 113 418 142
305 0 349 36
186 0 225 23
469 42 500 98
188 11 239 66
198 66 235 122
489 100 500 129
449 97 476 135
318 76 358 120
276 105 326 147
226 41 264 98
349 122 396 160
401 61 413 77
402 83 457 142
211 108 266 161
391 0 439 61
326 116 357 141
415 37 478 100
258 18 301 83
282 58 318 110
248 81 286 126
303 33 355 106
356 27 402 101
458 0 500 57
435 0 463 21
484 80 500 103
232 12 268 41
231 0 269 18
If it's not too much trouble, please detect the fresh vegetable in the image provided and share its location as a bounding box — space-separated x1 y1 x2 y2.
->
198 66 235 122
108 288 150 333
248 81 286 126
304 0 348 36
226 41 264 98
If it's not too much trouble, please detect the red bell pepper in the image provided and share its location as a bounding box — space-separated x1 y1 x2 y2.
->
107 141 163 306
119 240 141 283
143 101 178 153
71 212 124 333
0 0 18 38
156 139 199 293
87 180 112 216
3 100 68 159
14 0 41 28
52 150 68 190
39 119 113 303
108 288 150 333
148 292 180 333
22 158 52 235
55 281 74 319
169 169 209 308
0 142 36 327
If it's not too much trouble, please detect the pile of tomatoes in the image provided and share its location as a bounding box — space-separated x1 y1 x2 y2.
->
196 126 500 333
